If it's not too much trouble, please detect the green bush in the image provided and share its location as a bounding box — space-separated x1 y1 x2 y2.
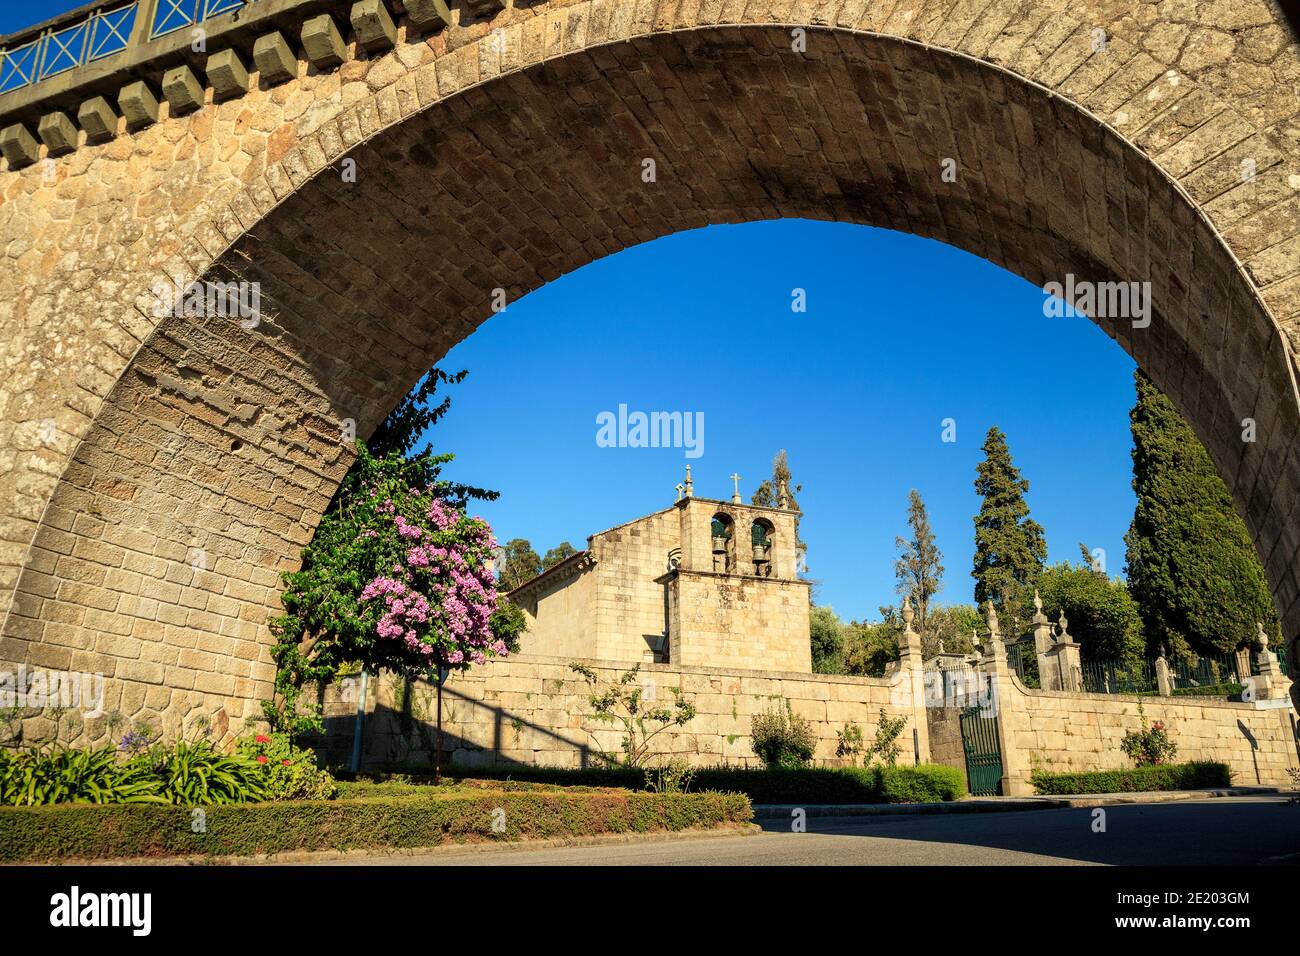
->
0 789 753 863
1171 683 1244 699
364 763 967 804
750 702 817 769
0 745 163 806
136 740 269 805
1031 761 1231 795
877 764 965 803
236 733 337 800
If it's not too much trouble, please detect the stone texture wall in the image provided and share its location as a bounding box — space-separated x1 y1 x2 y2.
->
333 652 912 769
1005 678 1300 788
669 570 812 671
0 0 1298 742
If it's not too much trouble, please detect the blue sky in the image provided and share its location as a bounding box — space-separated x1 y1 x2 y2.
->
6 3 1140 623
429 220 1137 622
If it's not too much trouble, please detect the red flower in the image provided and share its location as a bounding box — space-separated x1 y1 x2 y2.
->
255 734 270 744
256 755 268 763
282 759 292 766
1151 721 1164 731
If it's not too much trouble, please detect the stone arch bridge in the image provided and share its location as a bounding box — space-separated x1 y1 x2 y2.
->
0 0 1298 741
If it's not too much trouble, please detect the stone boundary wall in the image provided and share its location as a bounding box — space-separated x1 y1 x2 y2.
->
1005 678 1299 788
320 653 918 770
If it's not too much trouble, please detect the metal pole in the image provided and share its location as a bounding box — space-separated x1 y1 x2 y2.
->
435 677 443 785
349 669 369 774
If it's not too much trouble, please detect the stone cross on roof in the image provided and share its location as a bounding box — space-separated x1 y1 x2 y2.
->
730 473 742 504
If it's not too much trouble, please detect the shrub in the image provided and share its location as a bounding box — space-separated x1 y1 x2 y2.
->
136 740 268 805
877 764 965 803
0 745 163 806
750 701 816 769
365 764 967 804
866 710 909 767
236 733 337 800
1120 719 1178 767
0 790 753 863
569 662 696 767
1030 761 1230 795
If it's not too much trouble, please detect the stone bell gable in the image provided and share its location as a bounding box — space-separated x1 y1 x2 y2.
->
509 470 811 672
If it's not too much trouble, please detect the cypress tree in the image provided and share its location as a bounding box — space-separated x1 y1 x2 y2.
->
972 426 1046 636
1124 370 1278 657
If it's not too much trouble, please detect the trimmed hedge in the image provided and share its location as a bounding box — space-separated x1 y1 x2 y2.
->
362 764 967 804
1030 761 1231 795
0 788 752 863
1171 683 1244 699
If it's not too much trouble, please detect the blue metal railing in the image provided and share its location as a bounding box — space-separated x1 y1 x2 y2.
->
0 0 258 97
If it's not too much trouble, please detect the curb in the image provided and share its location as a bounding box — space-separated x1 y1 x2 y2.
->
750 787 1282 818
59 823 760 866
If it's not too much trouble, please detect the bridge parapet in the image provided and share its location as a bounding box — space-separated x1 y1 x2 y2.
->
0 0 474 168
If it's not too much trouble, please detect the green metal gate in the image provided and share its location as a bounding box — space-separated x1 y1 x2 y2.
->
959 706 1003 796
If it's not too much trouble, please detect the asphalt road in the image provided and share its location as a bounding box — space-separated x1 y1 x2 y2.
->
327 797 1300 866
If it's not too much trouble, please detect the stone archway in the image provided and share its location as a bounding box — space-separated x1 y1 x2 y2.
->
1 1 1298 742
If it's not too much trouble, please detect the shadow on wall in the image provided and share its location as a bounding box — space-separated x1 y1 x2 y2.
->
313 677 604 772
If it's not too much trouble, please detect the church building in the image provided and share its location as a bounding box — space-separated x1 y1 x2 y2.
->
509 469 812 673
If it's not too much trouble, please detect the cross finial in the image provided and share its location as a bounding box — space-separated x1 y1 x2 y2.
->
730 472 742 504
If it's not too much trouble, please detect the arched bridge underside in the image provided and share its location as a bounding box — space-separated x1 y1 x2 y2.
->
1 0 1298 740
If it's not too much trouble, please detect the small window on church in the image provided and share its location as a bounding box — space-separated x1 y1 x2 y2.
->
711 513 734 573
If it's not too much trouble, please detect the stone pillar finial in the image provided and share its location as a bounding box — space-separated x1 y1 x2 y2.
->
1257 622 1269 651
777 478 789 509
683 464 693 498
901 597 915 633
985 600 1000 641
730 472 742 504
1056 609 1070 641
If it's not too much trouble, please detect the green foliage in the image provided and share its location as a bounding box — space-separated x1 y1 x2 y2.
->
489 597 527 655
1124 370 1279 657
1030 761 1230 795
236 733 337 801
1028 561 1144 662
0 739 268 807
876 764 964 803
643 759 695 795
1120 718 1178 767
541 541 579 570
0 789 753 863
835 722 864 761
569 662 697 767
264 369 507 737
0 745 162 806
750 700 817 769
842 612 901 677
1170 683 1244 699
498 538 543 591
751 449 806 566
866 709 909 768
895 489 944 630
135 740 270 805
923 604 982 657
810 604 847 674
383 765 967 804
972 426 1046 637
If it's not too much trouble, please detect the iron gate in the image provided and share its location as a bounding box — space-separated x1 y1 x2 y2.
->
959 705 1003 796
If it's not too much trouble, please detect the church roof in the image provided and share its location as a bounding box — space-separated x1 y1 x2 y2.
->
507 549 594 600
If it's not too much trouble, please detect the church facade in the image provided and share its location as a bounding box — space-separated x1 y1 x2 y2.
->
508 472 812 673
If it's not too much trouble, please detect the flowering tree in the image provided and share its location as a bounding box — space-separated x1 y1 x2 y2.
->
265 370 524 736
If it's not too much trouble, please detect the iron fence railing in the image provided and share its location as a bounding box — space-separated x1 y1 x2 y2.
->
1082 659 1159 695
0 0 260 97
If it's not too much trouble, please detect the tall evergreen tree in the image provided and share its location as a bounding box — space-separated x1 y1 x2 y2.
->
752 449 806 570
895 489 944 633
972 426 1046 637
1124 370 1279 657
